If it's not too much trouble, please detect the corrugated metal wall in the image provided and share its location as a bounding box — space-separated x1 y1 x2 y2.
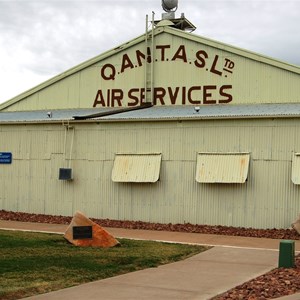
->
1 118 300 229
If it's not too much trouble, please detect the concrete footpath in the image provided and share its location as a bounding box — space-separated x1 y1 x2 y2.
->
1 220 300 300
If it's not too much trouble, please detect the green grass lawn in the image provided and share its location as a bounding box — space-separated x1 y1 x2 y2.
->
0 229 209 300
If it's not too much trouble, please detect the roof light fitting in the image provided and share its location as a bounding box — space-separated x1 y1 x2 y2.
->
162 0 178 12
194 106 200 113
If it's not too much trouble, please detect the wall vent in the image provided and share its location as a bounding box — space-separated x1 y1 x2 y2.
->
59 168 73 180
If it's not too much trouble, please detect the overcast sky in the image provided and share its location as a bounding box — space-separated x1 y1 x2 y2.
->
0 0 299 104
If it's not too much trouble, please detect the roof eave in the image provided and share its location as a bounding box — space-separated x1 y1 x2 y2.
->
2 114 300 125
163 26 300 75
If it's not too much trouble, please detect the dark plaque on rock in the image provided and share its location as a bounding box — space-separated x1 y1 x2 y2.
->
73 226 93 240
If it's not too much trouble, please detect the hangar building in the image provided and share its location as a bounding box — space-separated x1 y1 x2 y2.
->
1 11 300 229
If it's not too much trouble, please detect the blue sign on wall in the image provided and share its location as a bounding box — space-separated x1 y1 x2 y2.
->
0 152 12 164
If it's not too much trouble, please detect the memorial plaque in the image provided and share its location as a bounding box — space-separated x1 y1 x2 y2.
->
73 226 93 240
64 211 120 247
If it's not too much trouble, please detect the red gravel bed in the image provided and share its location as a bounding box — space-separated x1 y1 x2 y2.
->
0 209 299 240
212 255 300 299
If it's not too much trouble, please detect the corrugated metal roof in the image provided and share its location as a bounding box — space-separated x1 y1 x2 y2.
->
2 103 300 123
0 108 118 123
97 103 300 121
195 153 250 183
112 153 162 183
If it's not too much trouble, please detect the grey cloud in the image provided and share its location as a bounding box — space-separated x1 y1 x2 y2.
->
0 1 162 76
0 0 299 103
193 0 300 65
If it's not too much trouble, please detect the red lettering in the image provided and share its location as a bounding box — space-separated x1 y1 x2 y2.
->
140 88 146 104
147 47 152 64
121 54 134 73
188 86 201 105
136 50 146 67
156 45 171 61
128 88 140 107
111 89 123 107
153 87 166 105
136 47 152 66
203 85 217 104
168 87 180 105
101 64 116 80
210 55 222 76
182 87 186 105
93 90 106 107
171 45 187 62
219 85 233 103
107 90 110 106
194 50 208 68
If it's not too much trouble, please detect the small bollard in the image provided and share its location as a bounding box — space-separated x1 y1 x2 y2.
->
278 240 295 268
